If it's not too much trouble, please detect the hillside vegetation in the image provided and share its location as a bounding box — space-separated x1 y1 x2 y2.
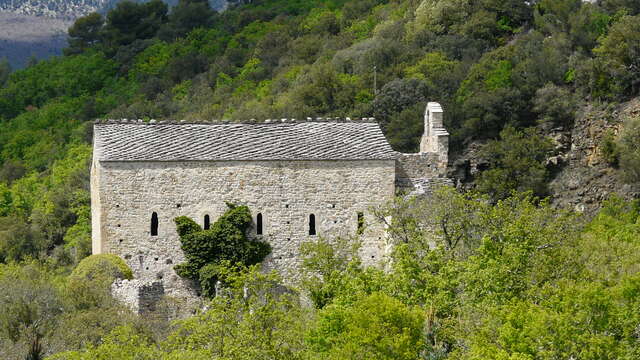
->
1 0 640 358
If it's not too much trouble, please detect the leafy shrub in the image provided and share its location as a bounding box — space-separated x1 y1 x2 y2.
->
617 115 640 183
600 130 620 166
533 83 576 128
589 14 640 99
307 292 426 359
0 216 46 262
0 263 64 360
70 254 133 283
476 126 554 200
66 254 132 310
174 203 271 298
372 78 428 133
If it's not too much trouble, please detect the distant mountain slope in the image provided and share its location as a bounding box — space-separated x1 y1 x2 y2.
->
0 0 231 19
0 12 70 68
0 0 114 19
0 0 238 68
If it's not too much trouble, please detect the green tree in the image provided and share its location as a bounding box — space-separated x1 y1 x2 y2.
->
404 51 463 99
159 0 217 41
456 196 640 359
0 217 46 262
102 0 168 51
66 254 133 310
372 78 428 134
590 14 640 98
307 292 426 360
476 126 554 200
166 266 308 359
600 0 640 15
65 13 104 55
616 115 640 183
533 83 576 128
299 236 368 308
0 263 64 360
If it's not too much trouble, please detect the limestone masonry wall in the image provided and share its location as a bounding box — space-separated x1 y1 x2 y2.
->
93 159 396 298
111 279 165 314
395 102 450 195
395 152 451 194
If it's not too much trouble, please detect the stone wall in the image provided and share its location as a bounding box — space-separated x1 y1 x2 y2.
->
396 153 440 182
396 102 450 195
112 279 165 314
419 102 449 166
92 159 396 299
395 153 452 194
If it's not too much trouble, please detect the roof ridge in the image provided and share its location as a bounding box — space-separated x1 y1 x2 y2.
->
94 117 378 125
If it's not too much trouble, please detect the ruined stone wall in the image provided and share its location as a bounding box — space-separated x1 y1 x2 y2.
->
92 159 396 299
111 279 165 314
395 153 441 183
395 152 451 194
396 102 451 195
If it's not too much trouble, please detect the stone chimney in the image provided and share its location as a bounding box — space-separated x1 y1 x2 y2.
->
419 102 449 166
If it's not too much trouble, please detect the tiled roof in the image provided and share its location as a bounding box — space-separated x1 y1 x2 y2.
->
93 121 397 161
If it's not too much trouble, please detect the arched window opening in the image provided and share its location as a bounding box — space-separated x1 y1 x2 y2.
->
204 214 210 230
257 213 263 235
309 214 316 236
151 212 158 236
357 212 364 235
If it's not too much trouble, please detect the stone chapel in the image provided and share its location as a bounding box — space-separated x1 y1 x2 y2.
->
90 102 449 310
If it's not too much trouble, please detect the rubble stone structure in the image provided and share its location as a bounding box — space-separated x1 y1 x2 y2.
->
91 102 449 312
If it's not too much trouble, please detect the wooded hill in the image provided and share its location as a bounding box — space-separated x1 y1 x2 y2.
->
1 0 640 358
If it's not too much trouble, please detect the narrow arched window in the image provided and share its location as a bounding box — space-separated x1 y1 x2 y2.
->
151 212 158 236
309 214 316 236
257 213 263 235
357 212 364 235
204 214 210 230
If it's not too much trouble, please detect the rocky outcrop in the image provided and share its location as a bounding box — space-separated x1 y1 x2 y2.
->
449 98 640 215
548 99 640 215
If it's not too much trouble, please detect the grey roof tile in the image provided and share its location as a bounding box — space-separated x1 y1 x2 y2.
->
94 121 396 161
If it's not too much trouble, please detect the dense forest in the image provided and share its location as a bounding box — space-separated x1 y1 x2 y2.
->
1 0 640 358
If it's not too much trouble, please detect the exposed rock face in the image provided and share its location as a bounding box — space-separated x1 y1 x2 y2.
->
548 99 640 215
447 141 487 192
449 98 640 215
